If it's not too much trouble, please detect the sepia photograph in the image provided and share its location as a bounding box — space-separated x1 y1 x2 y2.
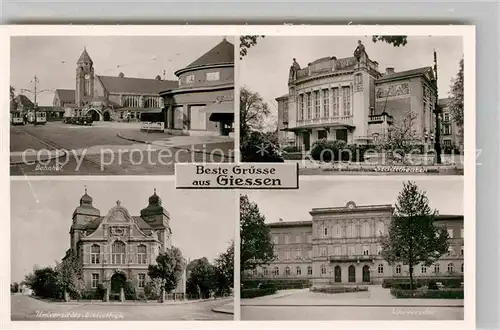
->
10 179 235 321
239 177 469 321
10 35 235 176
239 35 468 175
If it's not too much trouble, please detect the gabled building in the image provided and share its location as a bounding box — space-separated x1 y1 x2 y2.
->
439 98 463 151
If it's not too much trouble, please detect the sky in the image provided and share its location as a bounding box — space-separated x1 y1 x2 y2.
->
244 178 464 224
10 180 235 282
10 36 232 106
240 35 463 119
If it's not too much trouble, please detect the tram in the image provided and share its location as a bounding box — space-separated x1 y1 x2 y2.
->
140 110 165 132
27 110 47 125
10 112 25 125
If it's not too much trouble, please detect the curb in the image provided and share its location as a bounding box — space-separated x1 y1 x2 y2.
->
211 306 234 315
116 132 152 145
10 150 67 166
241 304 464 308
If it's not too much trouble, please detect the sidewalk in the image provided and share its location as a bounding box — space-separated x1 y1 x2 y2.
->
10 150 66 165
41 297 230 307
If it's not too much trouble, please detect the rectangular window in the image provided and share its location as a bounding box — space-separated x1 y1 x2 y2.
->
299 94 304 120
334 246 341 256
284 235 290 244
444 139 452 147
448 229 454 238
323 89 329 118
307 233 312 243
460 246 464 256
342 86 351 116
348 246 355 256
308 250 312 259
444 113 450 122
91 273 99 289
448 247 455 256
377 245 382 255
285 250 291 260
295 249 302 259
320 247 327 257
185 74 195 84
362 246 369 256
444 124 451 135
332 88 339 117
283 102 289 123
273 235 279 245
189 105 207 130
460 228 464 238
138 274 146 288
295 235 301 244
206 71 220 81
306 93 312 119
137 245 147 264
314 90 320 118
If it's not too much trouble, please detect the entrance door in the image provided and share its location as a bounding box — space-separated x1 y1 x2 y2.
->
302 132 310 151
348 265 356 283
334 266 342 283
362 265 371 283
110 273 126 301
318 130 327 140
189 105 207 130
89 109 100 121
103 111 111 121
336 129 348 142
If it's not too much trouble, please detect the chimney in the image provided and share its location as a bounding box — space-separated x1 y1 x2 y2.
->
279 218 283 222
385 67 395 75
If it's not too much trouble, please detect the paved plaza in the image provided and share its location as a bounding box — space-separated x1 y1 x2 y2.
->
11 294 233 321
10 122 234 175
240 287 464 321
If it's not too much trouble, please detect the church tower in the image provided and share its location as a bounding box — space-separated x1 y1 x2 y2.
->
75 47 95 106
140 189 172 251
70 188 100 252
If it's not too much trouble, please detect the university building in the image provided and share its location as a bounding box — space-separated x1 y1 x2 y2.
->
68 189 186 301
246 201 464 287
277 41 446 151
53 37 234 136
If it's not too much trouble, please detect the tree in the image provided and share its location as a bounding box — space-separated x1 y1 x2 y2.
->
240 86 271 137
371 36 408 47
240 195 275 273
54 250 85 300
448 58 464 144
240 35 265 59
213 241 234 296
148 246 184 303
380 181 450 291
10 282 19 293
10 85 17 111
186 257 215 299
24 266 59 298
378 110 422 163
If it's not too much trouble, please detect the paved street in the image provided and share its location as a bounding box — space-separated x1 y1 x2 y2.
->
10 122 234 175
240 287 464 321
11 295 233 321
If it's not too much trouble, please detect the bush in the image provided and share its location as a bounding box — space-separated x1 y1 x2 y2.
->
241 287 277 299
311 286 368 294
124 280 137 300
240 131 284 162
282 146 301 153
391 288 463 299
309 140 372 162
382 277 463 289
144 279 162 301
242 279 310 290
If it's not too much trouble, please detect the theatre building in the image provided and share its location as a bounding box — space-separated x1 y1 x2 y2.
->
277 41 439 150
67 189 186 301
246 201 464 287
161 38 235 136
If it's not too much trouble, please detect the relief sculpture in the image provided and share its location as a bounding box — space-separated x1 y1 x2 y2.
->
376 83 410 98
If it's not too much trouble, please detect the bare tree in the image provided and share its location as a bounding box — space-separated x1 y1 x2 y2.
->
378 110 421 163
240 86 271 137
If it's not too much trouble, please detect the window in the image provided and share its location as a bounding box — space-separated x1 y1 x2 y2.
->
443 139 452 147
461 264 464 273
448 246 455 256
333 223 341 238
306 93 312 119
331 87 340 117
320 247 327 257
377 245 382 255
295 249 302 259
362 222 370 237
346 223 352 237
342 86 351 116
273 248 279 259
314 90 320 118
362 246 369 256
273 235 279 245
307 266 313 275
447 229 454 238
434 263 440 274
460 228 464 238
444 113 450 122
396 264 402 274
273 267 279 276
348 246 355 256
307 233 312 243
138 274 146 288
285 250 291 260
378 264 384 274
295 235 301 244
323 89 329 118
444 124 451 135
299 94 304 120
296 267 302 276
185 74 195 84
334 246 341 256
263 267 268 276
137 245 147 264
321 264 327 275
376 221 385 236
308 250 312 259
421 265 427 274
323 226 328 237
447 263 454 273
251 269 257 276
350 223 357 237
91 273 99 288
112 241 126 264
460 246 464 256
90 244 100 264
284 235 290 244
285 266 291 276
206 71 220 81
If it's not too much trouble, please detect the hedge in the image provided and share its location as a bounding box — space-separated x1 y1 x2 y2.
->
241 287 277 299
391 288 464 299
311 286 368 294
242 279 311 290
382 277 464 289
310 140 373 162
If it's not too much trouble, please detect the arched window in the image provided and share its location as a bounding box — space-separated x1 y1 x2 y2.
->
377 264 384 274
362 222 370 237
307 266 313 275
285 266 291 276
321 264 327 275
112 241 126 264
90 244 100 264
447 263 454 273
421 265 427 274
296 266 302 276
396 264 402 274
376 221 385 236
137 244 147 264
273 267 279 276
263 267 268 276
434 263 440 274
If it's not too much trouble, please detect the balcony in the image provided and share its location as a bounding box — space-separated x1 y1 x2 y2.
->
328 255 377 263
294 116 354 130
368 113 394 125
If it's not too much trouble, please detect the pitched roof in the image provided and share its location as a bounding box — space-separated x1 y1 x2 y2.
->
376 66 433 83
78 48 93 64
55 89 76 103
275 93 289 101
84 215 153 233
184 38 234 70
97 75 178 94
14 94 34 107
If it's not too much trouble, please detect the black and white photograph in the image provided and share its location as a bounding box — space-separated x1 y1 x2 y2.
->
10 179 235 321
240 177 470 321
10 35 235 176
239 35 468 175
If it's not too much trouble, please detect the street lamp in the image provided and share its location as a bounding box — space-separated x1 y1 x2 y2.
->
433 50 442 164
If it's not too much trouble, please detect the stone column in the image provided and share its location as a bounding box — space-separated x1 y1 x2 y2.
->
120 287 125 302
